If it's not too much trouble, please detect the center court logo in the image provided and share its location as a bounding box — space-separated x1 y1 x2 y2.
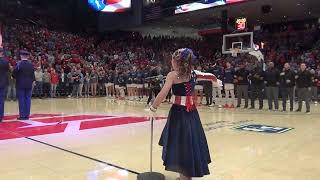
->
234 124 293 134
0 114 166 140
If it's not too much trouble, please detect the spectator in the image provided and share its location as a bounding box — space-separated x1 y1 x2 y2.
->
235 62 249 108
42 69 51 98
78 69 84 97
310 69 318 103
90 70 98 97
249 65 264 110
58 69 68 97
264 62 280 111
7 64 16 101
34 67 43 98
50 69 59 98
223 62 235 108
295 63 312 113
84 72 90 97
280 63 296 112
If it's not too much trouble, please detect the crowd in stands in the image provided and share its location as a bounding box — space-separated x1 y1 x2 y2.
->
1 19 320 112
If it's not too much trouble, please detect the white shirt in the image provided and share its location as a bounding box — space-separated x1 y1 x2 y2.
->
61 73 65 83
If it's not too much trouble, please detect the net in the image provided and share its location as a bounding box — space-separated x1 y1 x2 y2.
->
231 48 240 57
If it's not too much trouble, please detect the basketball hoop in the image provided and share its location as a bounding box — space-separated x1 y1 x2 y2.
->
231 48 240 57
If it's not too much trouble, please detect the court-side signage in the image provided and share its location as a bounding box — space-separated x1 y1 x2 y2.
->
234 124 293 134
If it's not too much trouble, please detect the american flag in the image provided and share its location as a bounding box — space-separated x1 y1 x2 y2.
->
102 0 131 12
89 0 131 12
144 5 162 21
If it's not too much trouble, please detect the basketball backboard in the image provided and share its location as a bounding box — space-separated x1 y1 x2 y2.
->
222 32 254 54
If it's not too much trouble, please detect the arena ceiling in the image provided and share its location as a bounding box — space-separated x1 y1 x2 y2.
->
156 0 320 27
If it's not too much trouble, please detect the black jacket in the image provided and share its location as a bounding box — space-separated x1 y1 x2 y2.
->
235 68 249 85
296 70 312 88
264 68 280 87
249 68 264 85
280 69 296 87
0 57 9 88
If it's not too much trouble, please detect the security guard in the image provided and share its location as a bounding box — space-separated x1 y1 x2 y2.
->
12 50 35 120
249 65 264 110
280 63 295 112
0 48 9 122
295 63 312 113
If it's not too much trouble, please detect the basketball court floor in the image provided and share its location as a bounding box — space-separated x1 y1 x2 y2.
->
0 98 319 180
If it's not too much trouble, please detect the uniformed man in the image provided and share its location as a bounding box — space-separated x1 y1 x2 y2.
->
280 63 295 112
0 48 9 122
264 62 280 111
12 50 35 120
249 65 264 110
295 63 312 113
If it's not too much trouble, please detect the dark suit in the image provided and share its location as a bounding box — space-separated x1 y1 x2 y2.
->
0 57 9 120
12 59 35 119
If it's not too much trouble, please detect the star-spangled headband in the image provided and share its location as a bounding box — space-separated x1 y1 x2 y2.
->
175 48 197 64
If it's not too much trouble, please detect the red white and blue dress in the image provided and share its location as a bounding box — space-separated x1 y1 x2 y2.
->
159 71 217 177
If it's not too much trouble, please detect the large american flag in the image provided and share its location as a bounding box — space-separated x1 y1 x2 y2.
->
102 0 131 12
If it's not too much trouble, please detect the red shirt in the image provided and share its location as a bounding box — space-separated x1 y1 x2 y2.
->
51 72 59 84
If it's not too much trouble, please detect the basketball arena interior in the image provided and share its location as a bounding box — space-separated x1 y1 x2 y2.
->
0 0 320 180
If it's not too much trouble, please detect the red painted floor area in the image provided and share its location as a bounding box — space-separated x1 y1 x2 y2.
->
0 114 166 140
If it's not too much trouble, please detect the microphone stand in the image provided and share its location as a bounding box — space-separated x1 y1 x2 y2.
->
137 116 165 180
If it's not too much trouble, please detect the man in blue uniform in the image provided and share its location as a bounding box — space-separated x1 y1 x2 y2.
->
0 48 9 122
12 50 35 120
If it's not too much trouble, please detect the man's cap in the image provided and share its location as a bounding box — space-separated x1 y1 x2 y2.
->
20 50 30 56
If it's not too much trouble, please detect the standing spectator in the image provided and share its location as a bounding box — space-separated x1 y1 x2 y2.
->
58 69 67 97
0 48 9 122
78 70 84 97
84 72 90 97
223 62 235 108
42 69 51 98
7 64 16 101
249 65 264 110
234 62 249 108
264 62 280 111
98 70 105 96
295 63 312 113
117 71 127 99
71 70 80 98
147 65 161 105
67 69 75 97
310 69 318 103
280 63 296 112
50 69 59 98
209 63 223 107
34 67 43 98
202 80 213 106
90 70 98 97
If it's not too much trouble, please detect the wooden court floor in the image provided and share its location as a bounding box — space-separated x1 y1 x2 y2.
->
0 98 319 180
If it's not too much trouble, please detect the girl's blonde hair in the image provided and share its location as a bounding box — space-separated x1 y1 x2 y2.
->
172 48 196 79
